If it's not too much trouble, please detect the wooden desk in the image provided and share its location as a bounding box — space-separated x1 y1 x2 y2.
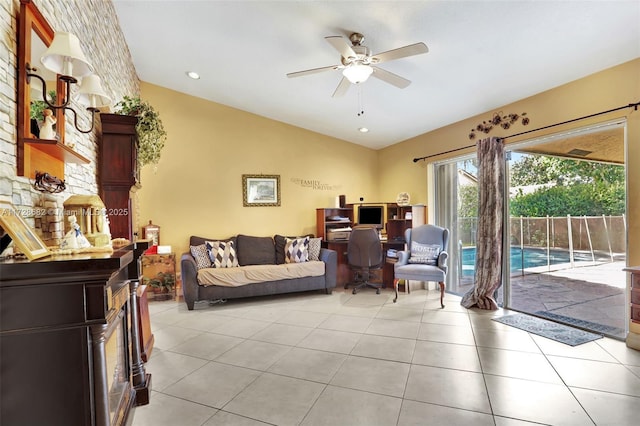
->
323 240 351 287
323 240 404 288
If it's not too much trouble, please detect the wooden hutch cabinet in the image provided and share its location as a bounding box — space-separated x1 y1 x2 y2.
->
316 207 354 240
99 113 140 240
0 242 151 425
316 208 354 286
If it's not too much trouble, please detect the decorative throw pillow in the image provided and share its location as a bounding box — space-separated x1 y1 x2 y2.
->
274 234 314 264
285 236 309 263
190 244 212 269
206 240 239 268
408 242 441 265
308 237 321 261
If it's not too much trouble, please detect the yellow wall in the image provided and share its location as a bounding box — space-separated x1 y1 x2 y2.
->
378 58 640 266
138 83 380 257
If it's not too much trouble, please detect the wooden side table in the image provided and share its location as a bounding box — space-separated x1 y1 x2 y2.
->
142 252 177 300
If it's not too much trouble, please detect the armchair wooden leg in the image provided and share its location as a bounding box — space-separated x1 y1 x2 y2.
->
393 278 399 303
439 282 445 309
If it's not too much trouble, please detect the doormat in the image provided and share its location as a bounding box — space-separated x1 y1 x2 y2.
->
533 311 625 338
493 313 603 346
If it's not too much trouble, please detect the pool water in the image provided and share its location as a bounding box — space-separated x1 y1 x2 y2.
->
461 246 597 276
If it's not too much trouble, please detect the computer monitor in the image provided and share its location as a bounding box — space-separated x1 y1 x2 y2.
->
357 205 384 229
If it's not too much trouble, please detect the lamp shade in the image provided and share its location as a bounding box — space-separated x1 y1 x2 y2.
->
76 74 111 108
342 64 373 84
41 32 94 78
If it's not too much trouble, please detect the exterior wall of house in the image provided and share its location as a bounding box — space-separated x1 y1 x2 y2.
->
1 0 138 244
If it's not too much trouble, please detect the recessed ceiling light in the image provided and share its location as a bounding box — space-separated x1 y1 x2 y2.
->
186 71 200 80
358 127 369 133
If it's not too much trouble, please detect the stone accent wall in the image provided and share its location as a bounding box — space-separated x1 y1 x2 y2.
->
1 0 139 245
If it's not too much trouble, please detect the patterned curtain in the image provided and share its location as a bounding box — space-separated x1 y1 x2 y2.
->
461 136 504 310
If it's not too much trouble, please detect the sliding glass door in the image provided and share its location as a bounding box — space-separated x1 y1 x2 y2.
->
505 122 627 338
434 121 627 338
434 155 482 298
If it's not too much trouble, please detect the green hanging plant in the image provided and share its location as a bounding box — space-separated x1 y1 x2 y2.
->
115 96 167 167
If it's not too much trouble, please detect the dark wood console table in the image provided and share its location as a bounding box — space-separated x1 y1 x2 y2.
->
0 242 151 425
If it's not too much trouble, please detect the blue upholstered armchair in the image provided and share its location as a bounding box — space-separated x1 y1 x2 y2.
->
393 224 449 307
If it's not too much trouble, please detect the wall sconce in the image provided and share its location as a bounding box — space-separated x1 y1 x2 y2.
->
25 31 110 134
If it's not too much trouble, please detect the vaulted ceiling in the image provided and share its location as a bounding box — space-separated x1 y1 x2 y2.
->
112 1 640 150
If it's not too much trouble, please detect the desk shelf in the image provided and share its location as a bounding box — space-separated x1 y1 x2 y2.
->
316 208 353 240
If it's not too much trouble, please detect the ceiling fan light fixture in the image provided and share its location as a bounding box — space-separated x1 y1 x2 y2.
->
342 64 373 84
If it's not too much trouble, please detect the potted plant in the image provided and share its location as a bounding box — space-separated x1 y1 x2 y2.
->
114 96 167 167
144 271 175 294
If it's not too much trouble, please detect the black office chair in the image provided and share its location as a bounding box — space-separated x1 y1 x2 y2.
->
345 226 384 294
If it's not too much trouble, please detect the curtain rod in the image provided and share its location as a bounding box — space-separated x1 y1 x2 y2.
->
412 101 640 163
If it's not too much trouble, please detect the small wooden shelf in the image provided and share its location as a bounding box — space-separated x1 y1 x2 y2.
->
24 139 90 164
21 138 90 180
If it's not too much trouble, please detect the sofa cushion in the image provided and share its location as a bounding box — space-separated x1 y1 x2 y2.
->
198 261 325 287
285 236 309 263
275 234 314 264
206 240 239 268
236 234 275 266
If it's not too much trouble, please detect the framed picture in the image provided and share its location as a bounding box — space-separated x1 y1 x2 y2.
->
242 174 281 207
0 203 51 260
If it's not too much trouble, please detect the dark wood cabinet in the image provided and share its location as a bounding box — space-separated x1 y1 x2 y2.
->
625 266 640 350
0 243 150 425
99 113 140 240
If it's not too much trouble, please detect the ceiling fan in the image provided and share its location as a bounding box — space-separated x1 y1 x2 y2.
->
286 32 428 97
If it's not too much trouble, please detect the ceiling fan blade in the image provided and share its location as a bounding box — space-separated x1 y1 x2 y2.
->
372 42 428 64
286 65 340 78
370 66 411 89
325 36 357 60
332 77 351 98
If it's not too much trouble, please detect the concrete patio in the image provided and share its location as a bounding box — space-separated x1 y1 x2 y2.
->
455 261 628 339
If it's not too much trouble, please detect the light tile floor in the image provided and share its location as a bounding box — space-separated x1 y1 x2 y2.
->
132 288 640 426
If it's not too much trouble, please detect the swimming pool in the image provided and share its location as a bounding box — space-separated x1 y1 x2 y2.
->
461 246 598 276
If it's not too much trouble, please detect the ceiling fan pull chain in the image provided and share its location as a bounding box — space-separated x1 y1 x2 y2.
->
357 84 364 117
